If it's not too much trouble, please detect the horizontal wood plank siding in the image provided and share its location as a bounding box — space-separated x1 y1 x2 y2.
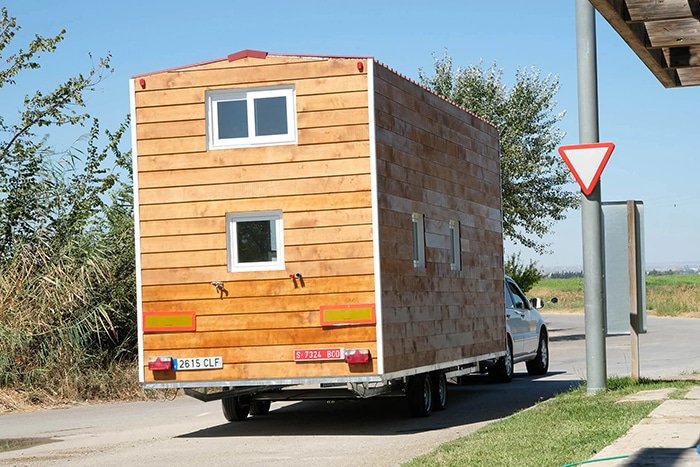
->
135 55 376 383
373 63 505 374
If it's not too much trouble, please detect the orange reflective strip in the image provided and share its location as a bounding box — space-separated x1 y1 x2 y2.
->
320 304 376 326
143 311 196 333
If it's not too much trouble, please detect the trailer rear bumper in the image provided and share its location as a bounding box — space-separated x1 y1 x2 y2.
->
142 351 505 391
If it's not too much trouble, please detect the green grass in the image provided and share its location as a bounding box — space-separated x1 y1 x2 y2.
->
405 378 698 467
530 274 700 317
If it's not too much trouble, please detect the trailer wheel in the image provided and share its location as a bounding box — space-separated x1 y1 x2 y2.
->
407 373 433 417
222 395 251 421
431 372 448 411
250 400 271 416
489 338 514 383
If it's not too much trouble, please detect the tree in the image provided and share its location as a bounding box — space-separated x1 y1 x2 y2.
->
419 52 578 253
504 253 543 293
0 7 135 398
0 7 121 257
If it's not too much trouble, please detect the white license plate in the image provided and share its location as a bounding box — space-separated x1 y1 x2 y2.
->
174 356 223 371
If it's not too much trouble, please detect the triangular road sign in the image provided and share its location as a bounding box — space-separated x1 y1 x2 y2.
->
558 142 615 196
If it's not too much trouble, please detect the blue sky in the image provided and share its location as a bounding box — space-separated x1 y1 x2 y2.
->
5 0 698 270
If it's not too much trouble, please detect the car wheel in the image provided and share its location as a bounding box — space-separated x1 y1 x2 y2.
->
489 338 513 383
431 372 447 411
526 330 549 376
407 373 433 417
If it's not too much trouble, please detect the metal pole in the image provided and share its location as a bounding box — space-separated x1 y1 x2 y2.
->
575 0 607 394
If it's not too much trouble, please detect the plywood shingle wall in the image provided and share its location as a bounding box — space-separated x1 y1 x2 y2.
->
373 63 505 374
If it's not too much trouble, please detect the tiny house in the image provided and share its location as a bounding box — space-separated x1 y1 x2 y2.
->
131 49 505 418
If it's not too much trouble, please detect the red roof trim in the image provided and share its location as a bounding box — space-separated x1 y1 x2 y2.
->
131 56 228 78
131 50 374 78
227 49 269 61
273 52 372 60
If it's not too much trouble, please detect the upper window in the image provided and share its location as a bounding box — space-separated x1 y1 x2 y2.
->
207 87 296 149
226 211 285 272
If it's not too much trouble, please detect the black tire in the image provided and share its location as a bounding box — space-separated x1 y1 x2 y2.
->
526 330 549 376
407 373 433 417
222 395 251 421
250 400 271 415
431 372 448 411
489 338 514 383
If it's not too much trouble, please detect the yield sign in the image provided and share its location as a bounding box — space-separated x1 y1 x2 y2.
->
558 142 615 196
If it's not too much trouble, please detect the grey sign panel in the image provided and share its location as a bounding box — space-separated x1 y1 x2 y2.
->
602 201 647 335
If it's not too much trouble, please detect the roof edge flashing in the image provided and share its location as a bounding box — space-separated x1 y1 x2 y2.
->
227 49 269 62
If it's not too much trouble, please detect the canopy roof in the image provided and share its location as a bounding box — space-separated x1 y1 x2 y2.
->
590 0 700 87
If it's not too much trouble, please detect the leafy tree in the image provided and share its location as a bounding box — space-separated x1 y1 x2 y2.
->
420 52 578 253
0 7 136 398
505 253 543 293
0 7 120 257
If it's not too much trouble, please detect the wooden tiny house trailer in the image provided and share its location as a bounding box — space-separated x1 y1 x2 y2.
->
131 50 505 418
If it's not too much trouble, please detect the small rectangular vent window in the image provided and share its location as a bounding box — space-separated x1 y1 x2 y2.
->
449 219 462 271
412 213 425 269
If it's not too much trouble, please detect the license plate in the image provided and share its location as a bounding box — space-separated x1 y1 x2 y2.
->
293 348 344 362
174 356 223 371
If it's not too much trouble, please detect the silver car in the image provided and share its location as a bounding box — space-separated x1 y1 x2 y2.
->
487 275 550 382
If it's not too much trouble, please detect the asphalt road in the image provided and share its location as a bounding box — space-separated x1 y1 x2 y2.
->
1 313 698 466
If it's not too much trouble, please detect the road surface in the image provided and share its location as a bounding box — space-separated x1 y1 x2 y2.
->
1 314 697 466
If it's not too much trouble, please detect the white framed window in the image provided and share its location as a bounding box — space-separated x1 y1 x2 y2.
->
207 86 296 149
226 210 285 272
449 219 462 271
412 212 425 269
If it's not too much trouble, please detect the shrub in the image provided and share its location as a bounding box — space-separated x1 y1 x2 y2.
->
505 252 543 293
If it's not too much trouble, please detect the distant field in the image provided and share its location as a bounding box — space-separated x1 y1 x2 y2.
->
529 274 700 317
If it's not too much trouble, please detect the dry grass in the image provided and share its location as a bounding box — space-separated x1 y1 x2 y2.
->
0 241 137 406
0 363 174 414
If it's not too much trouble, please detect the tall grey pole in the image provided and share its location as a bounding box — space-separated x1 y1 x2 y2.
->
575 0 607 394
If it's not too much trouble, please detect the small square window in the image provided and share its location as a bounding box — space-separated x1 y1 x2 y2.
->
412 213 425 269
207 87 296 149
227 211 284 272
449 219 462 271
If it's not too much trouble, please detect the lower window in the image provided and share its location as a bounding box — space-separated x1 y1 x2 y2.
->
226 211 284 271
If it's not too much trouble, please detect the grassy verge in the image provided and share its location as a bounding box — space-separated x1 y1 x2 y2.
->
530 274 700 317
405 378 698 467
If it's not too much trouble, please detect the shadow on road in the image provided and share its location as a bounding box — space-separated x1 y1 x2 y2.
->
179 374 580 438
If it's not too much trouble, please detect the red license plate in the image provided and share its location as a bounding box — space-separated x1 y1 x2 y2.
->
293 348 344 362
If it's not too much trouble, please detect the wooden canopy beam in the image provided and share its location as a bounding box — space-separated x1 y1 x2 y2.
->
590 0 700 87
